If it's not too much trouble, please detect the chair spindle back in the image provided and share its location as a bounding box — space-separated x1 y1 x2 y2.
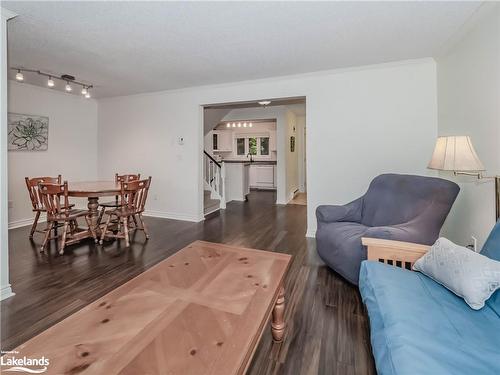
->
120 177 152 214
25 175 62 210
38 181 71 218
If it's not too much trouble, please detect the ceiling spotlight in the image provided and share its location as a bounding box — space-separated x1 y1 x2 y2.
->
258 100 271 106
226 123 230 128
47 77 55 87
15 70 24 81
243 122 247 127
237 122 241 127
81 86 88 95
65 82 72 92
85 90 91 99
249 122 253 127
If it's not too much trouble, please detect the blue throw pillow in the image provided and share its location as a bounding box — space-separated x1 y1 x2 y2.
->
481 220 500 261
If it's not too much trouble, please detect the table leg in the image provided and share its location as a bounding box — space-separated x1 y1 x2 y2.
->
271 285 286 342
88 197 100 234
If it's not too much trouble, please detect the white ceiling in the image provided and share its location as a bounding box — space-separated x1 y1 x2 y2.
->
3 1 482 98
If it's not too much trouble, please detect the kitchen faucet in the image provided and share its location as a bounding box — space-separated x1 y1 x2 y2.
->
246 152 254 162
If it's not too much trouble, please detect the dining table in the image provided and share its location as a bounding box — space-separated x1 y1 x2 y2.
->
68 180 121 238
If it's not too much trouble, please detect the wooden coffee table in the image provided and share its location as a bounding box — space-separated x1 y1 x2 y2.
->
6 241 291 374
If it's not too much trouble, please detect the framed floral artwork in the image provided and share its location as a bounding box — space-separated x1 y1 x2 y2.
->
8 113 49 151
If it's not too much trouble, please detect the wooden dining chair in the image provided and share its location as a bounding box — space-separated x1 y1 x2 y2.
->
97 174 141 226
25 175 74 238
38 181 97 254
99 177 151 247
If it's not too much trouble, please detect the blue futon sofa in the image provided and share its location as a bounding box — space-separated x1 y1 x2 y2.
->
359 221 500 375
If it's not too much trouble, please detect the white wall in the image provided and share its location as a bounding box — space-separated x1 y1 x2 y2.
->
8 81 98 227
437 4 500 249
97 58 438 234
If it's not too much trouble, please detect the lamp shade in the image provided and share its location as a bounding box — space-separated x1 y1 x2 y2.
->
428 136 485 171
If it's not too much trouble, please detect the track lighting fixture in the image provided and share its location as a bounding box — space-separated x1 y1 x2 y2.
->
11 68 93 98
15 69 24 81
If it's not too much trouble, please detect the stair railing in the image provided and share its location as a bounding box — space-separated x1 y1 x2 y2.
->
203 151 226 209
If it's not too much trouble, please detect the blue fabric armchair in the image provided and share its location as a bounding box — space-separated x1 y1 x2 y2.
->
316 173 460 284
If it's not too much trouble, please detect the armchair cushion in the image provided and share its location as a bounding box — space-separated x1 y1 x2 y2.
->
316 222 368 284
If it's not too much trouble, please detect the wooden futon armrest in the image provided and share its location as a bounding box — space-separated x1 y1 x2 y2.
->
361 237 430 270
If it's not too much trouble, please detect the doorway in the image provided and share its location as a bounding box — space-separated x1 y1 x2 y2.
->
201 97 306 217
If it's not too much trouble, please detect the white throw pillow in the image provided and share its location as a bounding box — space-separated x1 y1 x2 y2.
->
413 237 500 310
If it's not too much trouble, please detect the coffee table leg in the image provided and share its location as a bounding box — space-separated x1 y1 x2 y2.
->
271 285 285 342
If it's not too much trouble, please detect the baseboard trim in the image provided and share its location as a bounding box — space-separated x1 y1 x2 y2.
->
0 285 15 301
305 229 316 238
8 215 46 230
143 210 203 223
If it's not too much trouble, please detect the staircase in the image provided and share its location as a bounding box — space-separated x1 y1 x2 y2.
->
203 151 226 215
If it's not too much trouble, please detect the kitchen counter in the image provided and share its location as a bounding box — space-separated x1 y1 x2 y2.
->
222 160 277 165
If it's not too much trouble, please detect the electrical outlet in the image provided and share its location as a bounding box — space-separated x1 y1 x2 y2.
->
470 236 478 252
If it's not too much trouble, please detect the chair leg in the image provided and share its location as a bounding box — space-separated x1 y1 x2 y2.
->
123 216 130 247
139 214 149 239
59 222 69 255
40 221 54 252
85 215 98 243
100 214 112 245
131 215 138 228
97 207 105 226
30 211 40 238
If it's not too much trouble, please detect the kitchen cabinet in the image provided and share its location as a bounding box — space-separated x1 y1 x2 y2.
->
249 164 276 189
213 130 232 152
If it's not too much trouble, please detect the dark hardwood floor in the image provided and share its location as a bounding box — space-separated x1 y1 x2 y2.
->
1 190 375 375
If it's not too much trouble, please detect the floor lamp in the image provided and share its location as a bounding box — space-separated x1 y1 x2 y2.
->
428 135 499 221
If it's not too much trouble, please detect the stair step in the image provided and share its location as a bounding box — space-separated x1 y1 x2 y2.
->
204 189 220 215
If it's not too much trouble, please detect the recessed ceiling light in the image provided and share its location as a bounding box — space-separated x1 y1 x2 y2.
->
249 122 253 127
258 100 271 106
238 122 241 127
226 123 230 128
243 122 247 127
232 123 236 128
